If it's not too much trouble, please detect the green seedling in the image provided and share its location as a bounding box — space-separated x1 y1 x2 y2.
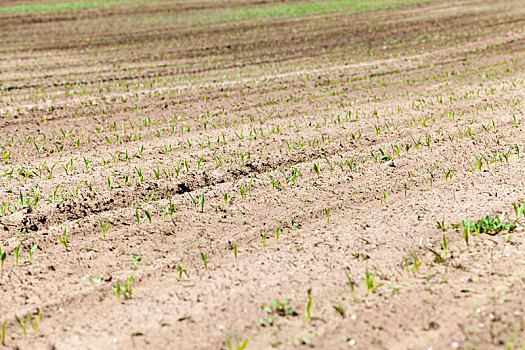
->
333 303 345 317
365 268 382 293
275 227 281 244
261 298 297 317
83 157 92 172
18 191 24 208
313 161 320 178
169 198 176 219
83 274 104 285
325 208 330 223
442 234 448 258
513 201 525 221
223 193 231 206
225 329 250 350
380 189 387 205
178 265 185 279
0 247 6 269
443 168 454 182
233 245 237 259
325 157 334 174
113 273 135 303
99 219 111 238
107 175 113 191
135 167 144 183
427 247 446 264
188 193 205 213
1 320 5 345
239 184 246 199
14 310 39 338
25 243 38 263
74 181 83 198
14 244 21 266
31 310 41 335
262 233 267 248
58 226 69 250
462 213 516 236
15 313 29 339
201 252 208 269
345 271 361 299
113 282 122 302
406 248 421 275
267 172 280 190
52 184 60 202
462 220 470 247
306 289 313 325
124 273 135 299
436 220 459 231
144 209 152 224
259 316 274 327
135 208 143 228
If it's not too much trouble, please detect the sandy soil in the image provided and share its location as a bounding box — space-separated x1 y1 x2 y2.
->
0 0 525 348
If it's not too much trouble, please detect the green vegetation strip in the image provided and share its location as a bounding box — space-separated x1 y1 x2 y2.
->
1 0 434 19
214 0 435 23
0 1 107 13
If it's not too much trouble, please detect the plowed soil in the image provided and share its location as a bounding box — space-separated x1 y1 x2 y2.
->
1 0 525 349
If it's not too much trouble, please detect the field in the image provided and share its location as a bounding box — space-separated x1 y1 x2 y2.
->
1 0 525 348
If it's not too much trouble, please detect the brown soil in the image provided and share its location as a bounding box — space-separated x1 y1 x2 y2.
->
1 0 525 349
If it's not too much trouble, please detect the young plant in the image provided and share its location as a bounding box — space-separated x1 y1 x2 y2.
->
107 175 113 191
113 273 135 303
261 298 297 316
14 244 21 266
58 226 69 250
135 208 143 228
306 289 313 326
380 189 387 205
0 247 6 269
406 248 421 276
324 208 330 223
365 268 382 293
124 272 135 299
345 271 360 299
262 232 267 248
313 161 320 178
0 320 5 346
144 209 152 225
15 314 29 339
462 220 470 247
267 172 281 190
462 214 516 235
427 247 446 264
31 310 42 335
201 252 208 269
135 167 144 183
99 219 111 238
188 194 204 213
225 329 250 350
113 283 122 303
25 243 38 263
442 233 448 258
275 227 281 244
169 198 176 220
513 201 525 222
